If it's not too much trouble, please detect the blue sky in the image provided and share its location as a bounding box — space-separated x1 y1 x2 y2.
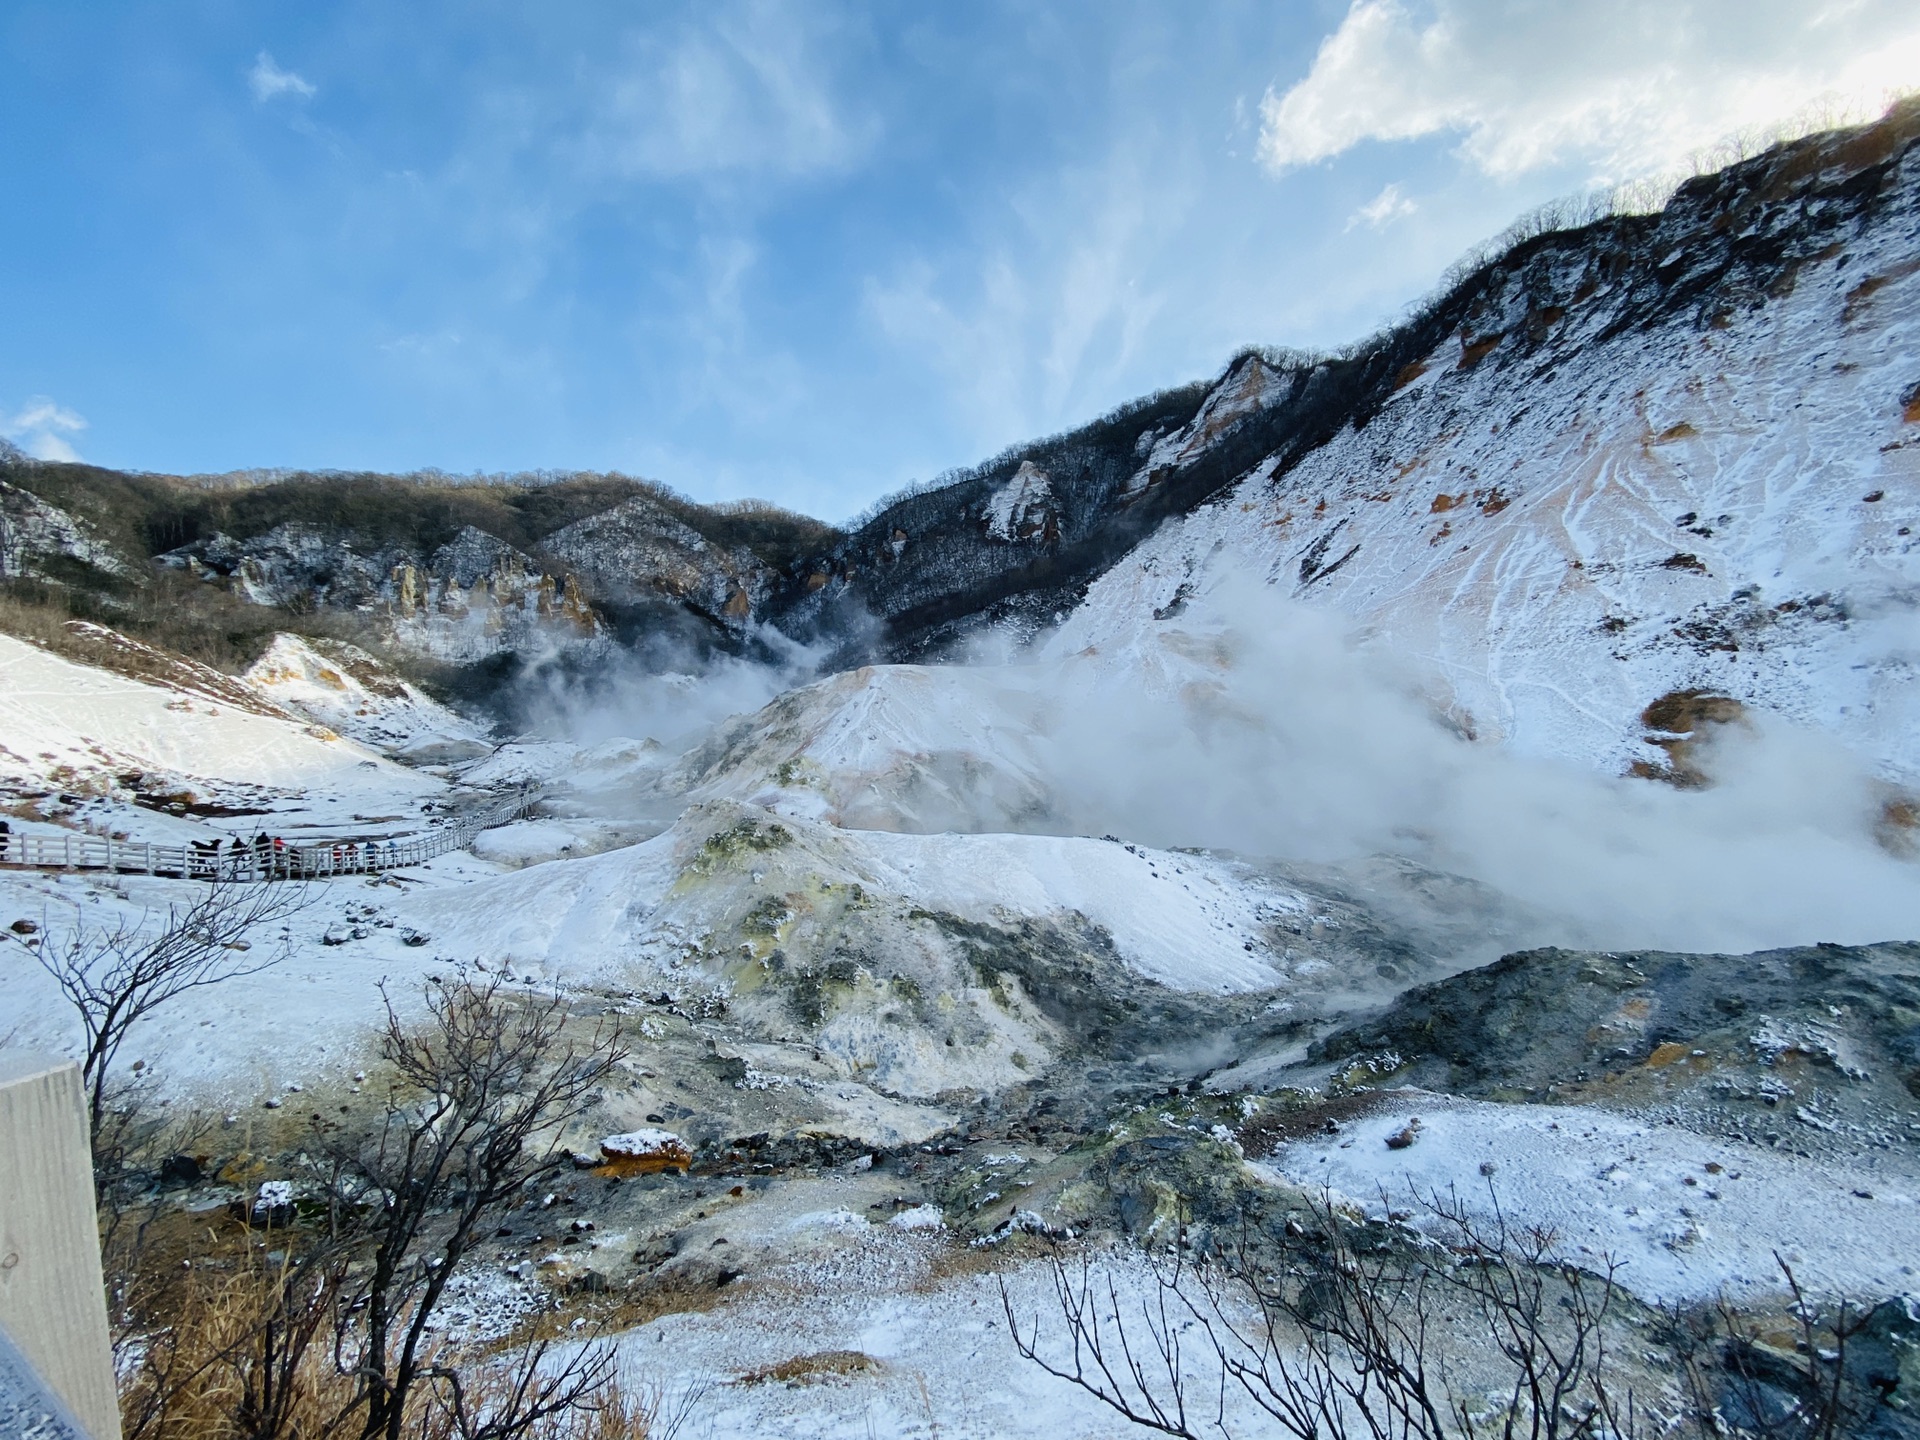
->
3 2 1916 520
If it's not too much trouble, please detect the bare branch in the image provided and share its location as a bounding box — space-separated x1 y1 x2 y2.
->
327 972 628 1440
33 879 312 1174
1005 1182 1671 1440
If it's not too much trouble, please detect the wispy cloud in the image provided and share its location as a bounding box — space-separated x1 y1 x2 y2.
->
3 397 88 462
863 144 1183 454
1347 182 1416 230
248 51 316 104
584 2 876 180
1260 0 1920 182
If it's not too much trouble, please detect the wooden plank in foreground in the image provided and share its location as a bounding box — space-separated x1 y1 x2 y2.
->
0 1053 121 1440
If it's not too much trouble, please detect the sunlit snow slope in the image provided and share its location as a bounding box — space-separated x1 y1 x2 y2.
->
0 634 442 826
1047 108 1920 782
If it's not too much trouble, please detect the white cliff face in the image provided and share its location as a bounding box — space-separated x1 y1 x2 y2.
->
385 531 601 664
538 495 774 626
1124 354 1290 498
1050 122 1920 784
982 462 1058 543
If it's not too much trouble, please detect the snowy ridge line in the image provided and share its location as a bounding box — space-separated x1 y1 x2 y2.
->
0 784 540 883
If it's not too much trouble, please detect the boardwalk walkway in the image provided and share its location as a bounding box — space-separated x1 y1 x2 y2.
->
0 784 539 882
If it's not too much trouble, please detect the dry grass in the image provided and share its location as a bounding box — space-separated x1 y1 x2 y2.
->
504 1266 738 1349
737 1350 881 1387
118 1239 360 1440
0 570 386 680
917 1232 1024 1287
112 1211 660 1440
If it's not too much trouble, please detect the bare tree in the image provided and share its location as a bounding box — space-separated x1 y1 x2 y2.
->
326 974 629 1440
116 974 636 1440
1004 1185 1648 1440
33 880 309 1171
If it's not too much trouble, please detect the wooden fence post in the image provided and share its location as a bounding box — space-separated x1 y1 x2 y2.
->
0 1053 121 1440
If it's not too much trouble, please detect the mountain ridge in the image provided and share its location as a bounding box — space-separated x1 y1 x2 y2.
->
4 99 1918 777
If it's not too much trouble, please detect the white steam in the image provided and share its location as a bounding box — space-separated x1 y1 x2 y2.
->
518 623 826 753
1042 572 1920 954
521 567 1920 957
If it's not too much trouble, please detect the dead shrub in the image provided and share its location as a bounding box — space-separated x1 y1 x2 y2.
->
738 1351 881 1387
104 974 655 1440
120 1252 667 1440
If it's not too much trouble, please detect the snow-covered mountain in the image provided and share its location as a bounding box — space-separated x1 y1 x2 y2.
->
9 103 1919 780
797 101 1920 788
7 105 1920 1440
1049 112 1920 783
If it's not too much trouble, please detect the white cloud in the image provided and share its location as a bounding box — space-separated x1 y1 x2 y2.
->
1260 0 1920 182
586 1 874 180
248 51 316 104
3 397 87 462
1347 181 1416 230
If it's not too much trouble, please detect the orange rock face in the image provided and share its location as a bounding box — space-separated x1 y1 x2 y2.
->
595 1130 693 1177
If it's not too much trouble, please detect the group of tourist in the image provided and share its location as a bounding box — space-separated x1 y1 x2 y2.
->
187 832 405 878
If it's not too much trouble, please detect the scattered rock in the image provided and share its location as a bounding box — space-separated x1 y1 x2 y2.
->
888 1205 947 1232
1385 1118 1423 1150
251 1180 296 1226
158 1154 203 1186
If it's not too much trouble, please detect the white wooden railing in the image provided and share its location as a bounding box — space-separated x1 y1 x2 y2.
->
0 784 538 883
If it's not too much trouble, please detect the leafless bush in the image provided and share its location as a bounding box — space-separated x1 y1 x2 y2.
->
33 880 309 1175
1670 1257 1872 1440
119 1244 669 1440
1004 1185 1649 1440
324 974 629 1440
112 973 641 1440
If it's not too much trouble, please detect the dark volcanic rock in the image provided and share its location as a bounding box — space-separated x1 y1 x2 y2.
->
1313 941 1920 1154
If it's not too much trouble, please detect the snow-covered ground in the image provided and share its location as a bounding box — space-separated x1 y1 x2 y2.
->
580 1172 1276 1440
618 1249 1207 1440
1256 1092 1920 1303
0 633 446 834
6 120 1920 1438
404 804 1304 997
0 853 504 1100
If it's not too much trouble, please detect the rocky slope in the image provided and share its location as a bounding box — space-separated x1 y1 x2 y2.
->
1051 143 1920 785
720 103 1919 799
12 102 1920 1440
0 464 834 716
